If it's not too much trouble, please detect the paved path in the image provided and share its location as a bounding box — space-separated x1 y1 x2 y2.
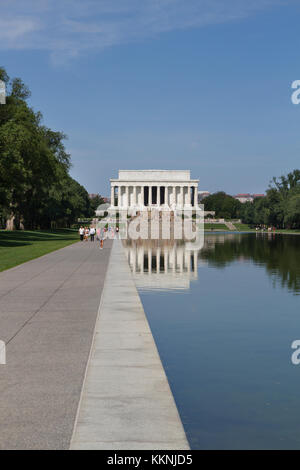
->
71 239 190 450
0 239 112 449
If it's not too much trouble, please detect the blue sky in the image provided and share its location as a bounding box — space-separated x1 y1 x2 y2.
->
1 0 300 196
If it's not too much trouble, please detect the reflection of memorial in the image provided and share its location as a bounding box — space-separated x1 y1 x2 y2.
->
123 240 199 291
122 235 237 292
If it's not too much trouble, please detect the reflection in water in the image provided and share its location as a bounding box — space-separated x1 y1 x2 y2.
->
200 233 300 295
123 239 199 291
125 233 300 449
124 233 300 295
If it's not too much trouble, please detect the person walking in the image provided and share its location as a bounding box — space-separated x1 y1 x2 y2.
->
84 227 89 241
79 226 84 242
90 226 95 242
99 227 104 249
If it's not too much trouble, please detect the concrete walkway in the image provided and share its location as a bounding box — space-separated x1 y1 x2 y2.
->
71 239 190 450
0 239 112 449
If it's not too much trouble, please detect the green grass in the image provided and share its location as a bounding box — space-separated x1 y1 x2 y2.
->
204 224 229 230
273 229 300 234
0 229 79 272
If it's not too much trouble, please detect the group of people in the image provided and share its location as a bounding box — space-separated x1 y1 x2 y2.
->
78 226 95 242
78 225 119 249
255 226 276 232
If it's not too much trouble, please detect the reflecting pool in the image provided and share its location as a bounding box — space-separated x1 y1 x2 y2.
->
123 233 300 449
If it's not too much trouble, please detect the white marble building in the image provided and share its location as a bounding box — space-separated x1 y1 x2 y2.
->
109 170 199 213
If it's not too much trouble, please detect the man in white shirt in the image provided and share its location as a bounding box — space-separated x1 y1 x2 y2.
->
79 226 84 241
90 226 96 242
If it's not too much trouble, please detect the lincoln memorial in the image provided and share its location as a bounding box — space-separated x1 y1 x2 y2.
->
109 170 199 213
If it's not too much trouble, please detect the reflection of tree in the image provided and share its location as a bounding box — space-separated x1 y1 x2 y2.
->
199 234 300 294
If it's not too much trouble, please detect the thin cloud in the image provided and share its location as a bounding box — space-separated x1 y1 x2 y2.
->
0 0 291 63
0 17 41 42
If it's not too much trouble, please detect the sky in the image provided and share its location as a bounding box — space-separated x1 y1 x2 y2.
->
1 0 300 196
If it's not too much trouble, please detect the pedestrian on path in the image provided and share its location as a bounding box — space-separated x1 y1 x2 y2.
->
79 226 84 241
84 227 89 241
90 226 96 242
99 227 104 249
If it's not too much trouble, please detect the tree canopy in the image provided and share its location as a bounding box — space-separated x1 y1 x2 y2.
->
0 67 93 229
89 194 106 212
203 192 242 219
203 170 300 229
240 170 300 229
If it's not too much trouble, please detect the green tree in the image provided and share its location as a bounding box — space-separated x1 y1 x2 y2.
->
89 194 105 213
0 66 92 229
204 192 242 219
284 188 300 228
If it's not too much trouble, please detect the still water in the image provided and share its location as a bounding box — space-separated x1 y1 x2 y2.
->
124 233 300 449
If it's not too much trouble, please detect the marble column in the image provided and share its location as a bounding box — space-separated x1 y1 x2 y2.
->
180 185 184 208
111 185 115 206
157 185 160 206
120 185 124 208
149 185 152 206
117 186 120 207
133 186 137 207
141 186 144 207
194 185 198 206
186 186 191 205
125 186 129 208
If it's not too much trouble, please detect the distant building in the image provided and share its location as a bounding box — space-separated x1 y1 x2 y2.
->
234 193 253 203
234 193 265 203
198 191 210 202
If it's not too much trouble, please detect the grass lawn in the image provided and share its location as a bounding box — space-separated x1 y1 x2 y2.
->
0 229 79 272
273 229 300 234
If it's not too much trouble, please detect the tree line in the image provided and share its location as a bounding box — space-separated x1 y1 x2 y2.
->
242 170 300 228
203 169 300 229
0 67 102 230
